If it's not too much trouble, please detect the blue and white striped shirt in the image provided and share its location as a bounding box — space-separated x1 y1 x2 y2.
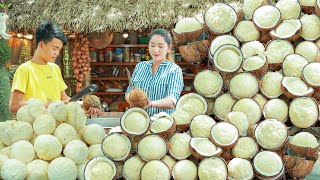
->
126 60 184 115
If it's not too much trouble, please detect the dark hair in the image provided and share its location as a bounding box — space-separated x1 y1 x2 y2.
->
35 21 68 47
149 28 173 61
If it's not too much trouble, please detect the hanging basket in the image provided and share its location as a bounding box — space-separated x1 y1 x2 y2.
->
178 39 209 64
86 31 113 49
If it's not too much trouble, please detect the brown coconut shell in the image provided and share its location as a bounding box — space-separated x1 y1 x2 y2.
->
260 31 273 44
312 87 320 101
287 143 320 161
172 28 204 46
301 5 316 14
302 62 320 89
178 39 209 64
150 120 176 139
175 123 190 133
83 95 101 111
244 58 268 78
253 6 282 32
128 88 149 109
220 149 233 162
316 3 320 15
283 155 316 179
189 139 223 160
281 80 314 100
101 133 132 162
269 22 302 42
210 122 240 149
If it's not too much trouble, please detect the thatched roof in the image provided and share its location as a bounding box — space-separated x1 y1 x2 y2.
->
7 0 275 33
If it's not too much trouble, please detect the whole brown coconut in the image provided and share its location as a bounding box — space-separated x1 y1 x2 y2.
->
83 95 101 111
129 88 149 108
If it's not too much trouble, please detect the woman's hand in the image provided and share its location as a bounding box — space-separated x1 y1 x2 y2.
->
86 107 100 116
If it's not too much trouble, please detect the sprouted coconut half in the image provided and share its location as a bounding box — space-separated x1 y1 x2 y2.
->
270 19 302 41
140 160 171 180
282 54 308 78
198 157 227 180
172 17 203 45
242 54 268 78
150 113 175 138
295 41 320 63
263 99 289 123
300 14 320 41
289 97 319 128
120 107 150 138
265 39 294 70
189 137 223 159
194 70 223 98
233 20 261 42
213 45 243 75
302 62 320 88
275 0 301 20
175 93 208 118
190 115 216 138
168 132 192 160
137 135 167 161
241 41 265 59
260 71 284 98
227 158 254 180
84 157 117 180
213 94 237 121
210 122 239 149
281 77 314 99
288 132 320 160
208 35 239 61
101 133 132 161
172 160 197 180
232 98 262 126
231 137 259 159
253 151 284 179
253 5 281 31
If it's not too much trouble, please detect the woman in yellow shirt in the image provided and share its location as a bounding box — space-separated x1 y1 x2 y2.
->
9 21 98 115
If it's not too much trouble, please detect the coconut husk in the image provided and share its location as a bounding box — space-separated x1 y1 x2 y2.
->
151 121 176 140
178 39 209 64
86 31 113 49
83 95 101 111
128 88 149 109
281 82 314 100
220 148 233 162
245 59 268 78
311 87 320 101
283 155 316 179
316 4 320 16
172 28 204 46
260 31 273 44
287 143 320 161
301 5 316 14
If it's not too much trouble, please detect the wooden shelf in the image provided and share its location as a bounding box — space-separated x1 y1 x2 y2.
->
106 44 148 48
91 76 193 81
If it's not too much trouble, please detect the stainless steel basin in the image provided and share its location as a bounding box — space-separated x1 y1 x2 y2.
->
86 117 120 128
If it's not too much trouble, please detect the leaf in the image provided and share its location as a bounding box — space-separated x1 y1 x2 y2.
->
0 4 4 8
7 3 12 8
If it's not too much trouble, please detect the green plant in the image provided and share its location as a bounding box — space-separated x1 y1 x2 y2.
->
0 39 11 66
0 0 11 14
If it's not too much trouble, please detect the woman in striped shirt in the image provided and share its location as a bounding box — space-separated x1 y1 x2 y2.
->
125 29 184 115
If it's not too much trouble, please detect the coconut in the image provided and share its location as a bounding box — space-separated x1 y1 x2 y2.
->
253 151 284 179
150 113 175 139
260 71 284 98
212 45 243 76
242 53 268 78
300 14 320 41
189 115 216 138
231 137 259 159
231 98 262 126
213 94 237 121
198 157 228 180
270 19 302 42
252 93 268 110
233 20 261 43
275 0 301 20
101 133 131 161
83 95 100 111
172 160 197 180
205 98 215 115
229 1 244 21
194 70 223 98
253 5 281 31
282 77 314 99
241 41 265 59
227 158 254 180
243 0 267 20
282 54 308 78
120 107 150 138
210 122 239 149
84 157 117 180
189 138 223 160
137 135 167 161
265 39 294 70
263 99 289 123
229 72 259 99
300 0 317 14
128 88 148 108
175 93 208 118
140 160 171 180
289 97 319 128
170 109 192 132
178 39 210 64
123 156 145 180
208 35 239 61
204 3 237 35
161 155 176 173
168 132 192 160
302 62 320 89
254 119 288 150
225 111 249 137
283 155 316 179
287 132 320 160
316 0 320 15
172 17 203 45
295 41 320 63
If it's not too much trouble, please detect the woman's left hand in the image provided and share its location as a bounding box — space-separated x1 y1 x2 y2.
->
86 107 99 116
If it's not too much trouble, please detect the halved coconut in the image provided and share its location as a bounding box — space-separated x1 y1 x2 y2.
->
241 41 265 59
263 99 289 123
210 122 239 149
254 119 288 150
123 156 145 180
233 20 261 43
213 93 237 121
172 17 203 45
296 41 320 63
287 132 320 160
161 155 176 173
178 39 210 64
198 157 228 180
252 93 268 110
231 137 259 159
84 157 117 180
253 5 281 31
189 137 223 159
270 19 302 41
171 109 192 132
265 39 294 70
168 132 192 160
190 115 216 138
243 0 267 20
137 135 167 161
204 3 238 35
283 155 316 179
231 98 262 126
228 1 244 21
213 45 243 75
300 14 320 41
150 113 175 139
281 77 314 99
140 160 171 180
194 70 223 98
101 133 131 161
229 74 259 99
253 151 284 179
316 0 320 15
225 111 249 137
275 0 301 20
242 53 268 78
303 62 320 89
172 160 197 180
300 0 317 14
227 158 254 180
282 54 308 78
260 71 284 98
289 97 319 128
175 93 208 118
208 35 239 61
120 107 150 138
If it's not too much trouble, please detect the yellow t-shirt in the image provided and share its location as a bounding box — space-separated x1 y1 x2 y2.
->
11 61 67 102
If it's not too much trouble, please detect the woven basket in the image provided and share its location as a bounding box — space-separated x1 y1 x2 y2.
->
87 31 113 49
178 39 209 64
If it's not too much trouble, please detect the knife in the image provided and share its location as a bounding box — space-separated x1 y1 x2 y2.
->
69 84 99 102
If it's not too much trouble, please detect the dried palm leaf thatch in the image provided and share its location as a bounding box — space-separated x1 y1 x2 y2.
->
178 39 209 64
